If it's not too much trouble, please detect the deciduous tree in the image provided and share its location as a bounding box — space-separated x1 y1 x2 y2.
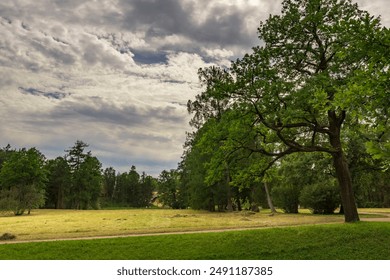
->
0 148 47 215
189 0 388 222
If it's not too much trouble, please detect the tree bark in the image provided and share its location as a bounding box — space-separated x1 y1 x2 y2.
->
264 181 277 214
332 151 360 222
328 111 359 222
236 197 242 211
226 189 233 211
56 187 64 209
225 164 233 211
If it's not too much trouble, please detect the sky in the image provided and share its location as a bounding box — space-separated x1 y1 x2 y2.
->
0 0 389 176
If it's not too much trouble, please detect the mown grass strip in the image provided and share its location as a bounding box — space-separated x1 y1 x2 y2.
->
0 222 389 260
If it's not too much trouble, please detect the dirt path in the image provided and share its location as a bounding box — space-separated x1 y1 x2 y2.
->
360 212 390 222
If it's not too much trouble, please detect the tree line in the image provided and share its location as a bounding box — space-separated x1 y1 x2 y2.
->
0 141 161 215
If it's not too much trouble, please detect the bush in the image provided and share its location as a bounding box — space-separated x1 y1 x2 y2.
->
299 182 340 214
272 184 300 213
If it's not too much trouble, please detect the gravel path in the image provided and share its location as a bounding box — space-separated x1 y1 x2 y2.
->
360 213 390 222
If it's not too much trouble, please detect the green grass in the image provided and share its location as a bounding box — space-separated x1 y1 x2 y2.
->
0 222 389 260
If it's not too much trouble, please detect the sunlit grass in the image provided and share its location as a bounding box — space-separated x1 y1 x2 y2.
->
0 208 349 242
358 208 390 214
1 208 387 242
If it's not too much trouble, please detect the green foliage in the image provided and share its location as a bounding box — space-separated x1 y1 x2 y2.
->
0 144 13 170
354 169 390 208
0 142 157 213
113 166 153 208
45 157 71 209
126 166 141 207
272 184 300 213
78 156 103 210
271 152 336 214
365 141 390 171
341 127 390 207
65 141 102 210
139 172 155 207
181 128 219 211
1 223 389 260
102 167 116 204
184 0 390 222
0 148 47 215
157 169 186 209
300 182 340 214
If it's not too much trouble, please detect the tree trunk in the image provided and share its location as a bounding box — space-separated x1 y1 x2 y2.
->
264 181 277 214
226 190 233 211
56 187 64 209
225 164 233 212
332 151 360 222
328 110 359 222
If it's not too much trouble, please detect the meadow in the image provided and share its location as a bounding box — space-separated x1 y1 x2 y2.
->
0 209 389 260
0 208 348 242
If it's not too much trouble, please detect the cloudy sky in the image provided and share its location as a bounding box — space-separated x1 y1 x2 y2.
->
0 0 388 176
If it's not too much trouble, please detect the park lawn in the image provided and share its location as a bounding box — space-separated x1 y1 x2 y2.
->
0 222 389 260
0 208 350 242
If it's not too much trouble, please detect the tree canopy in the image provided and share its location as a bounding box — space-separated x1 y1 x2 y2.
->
0 141 156 215
185 0 389 222
0 148 47 215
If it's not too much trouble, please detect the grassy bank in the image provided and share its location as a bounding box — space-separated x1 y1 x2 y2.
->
0 222 389 260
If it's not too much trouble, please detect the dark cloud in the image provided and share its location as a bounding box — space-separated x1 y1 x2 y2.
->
52 36 71 46
122 0 192 34
121 0 257 49
132 50 168 65
49 96 184 128
19 87 71 100
196 5 254 45
0 16 12 25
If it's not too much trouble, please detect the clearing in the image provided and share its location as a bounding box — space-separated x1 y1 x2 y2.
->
1 208 388 243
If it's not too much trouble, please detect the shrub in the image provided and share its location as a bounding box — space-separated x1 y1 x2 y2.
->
299 182 340 214
272 184 300 213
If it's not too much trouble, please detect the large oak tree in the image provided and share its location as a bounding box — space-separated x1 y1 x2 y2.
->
189 0 389 222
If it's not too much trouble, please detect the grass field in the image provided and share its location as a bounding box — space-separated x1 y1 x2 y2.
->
0 208 352 242
0 208 388 260
0 222 389 259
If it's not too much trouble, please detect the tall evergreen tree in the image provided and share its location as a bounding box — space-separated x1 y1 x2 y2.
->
45 157 71 209
65 140 102 209
103 167 116 204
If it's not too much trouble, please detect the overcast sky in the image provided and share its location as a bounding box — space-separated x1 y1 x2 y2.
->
0 0 388 176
